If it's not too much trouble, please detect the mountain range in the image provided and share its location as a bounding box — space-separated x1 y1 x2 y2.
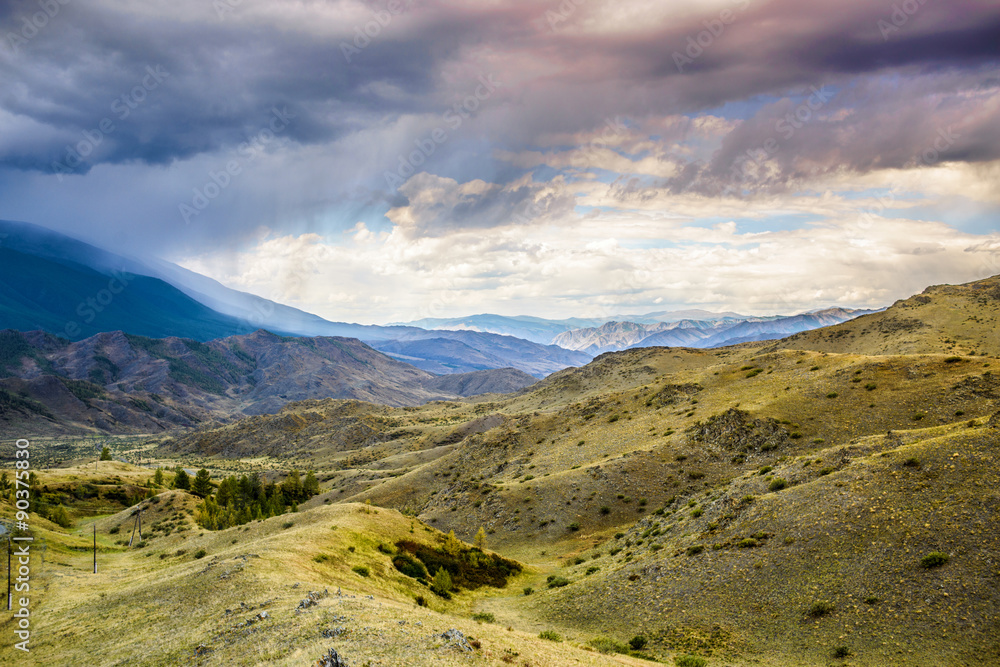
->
0 328 539 436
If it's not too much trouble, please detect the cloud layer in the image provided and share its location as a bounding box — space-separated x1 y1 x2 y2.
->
1 0 998 321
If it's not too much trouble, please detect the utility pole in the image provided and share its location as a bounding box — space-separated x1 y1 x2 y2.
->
7 537 11 610
93 525 97 574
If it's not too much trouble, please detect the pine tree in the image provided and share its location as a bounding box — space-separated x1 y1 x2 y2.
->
282 470 303 502
303 470 320 497
473 526 487 551
153 468 164 487
99 446 112 461
444 530 463 557
191 469 213 498
431 567 453 596
173 468 191 490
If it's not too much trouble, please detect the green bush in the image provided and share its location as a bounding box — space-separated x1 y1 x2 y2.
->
808 601 835 617
588 637 628 654
472 612 495 623
567 522 580 531
738 538 759 549
193 549 207 559
586 566 599 575
865 383 877 391
832 646 851 658
600 506 611 515
920 551 949 568
904 457 921 468
547 576 570 588
352 565 370 577
629 635 648 650
523 586 533 596
686 545 704 556
538 630 562 641
675 655 707 667
393 553 428 579
826 392 838 399
943 356 962 363
768 478 788 492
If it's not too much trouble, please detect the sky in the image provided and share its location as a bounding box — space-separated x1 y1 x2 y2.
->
1 0 999 324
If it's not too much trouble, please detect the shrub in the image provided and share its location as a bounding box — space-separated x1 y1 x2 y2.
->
865 383 877 391
352 565 370 577
547 576 570 588
523 587 533 596
629 635 648 650
758 466 773 475
567 522 580 531
607 415 620 423
109 525 120 534
282 521 294 529
903 457 920 468
790 432 803 439
768 478 788 492
588 637 628 654
738 538 759 548
393 553 428 579
920 551 949 568
415 595 427 607
809 365 820 371
193 549 207 559
944 356 962 363
808 601 835 617
538 630 562 641
691 508 703 517
600 506 611 515
472 612 496 623
586 566 599 575
686 545 704 556
832 646 851 658
675 655 707 667
826 392 838 399
912 413 925 421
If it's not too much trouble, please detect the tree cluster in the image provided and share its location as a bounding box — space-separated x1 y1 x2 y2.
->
194 470 319 530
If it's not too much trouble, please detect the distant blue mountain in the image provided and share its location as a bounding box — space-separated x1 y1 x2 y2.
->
0 220 592 377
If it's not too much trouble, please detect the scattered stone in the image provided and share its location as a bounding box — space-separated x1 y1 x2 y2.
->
194 644 212 656
297 589 329 611
257 611 269 620
439 628 472 652
321 627 346 638
314 648 349 667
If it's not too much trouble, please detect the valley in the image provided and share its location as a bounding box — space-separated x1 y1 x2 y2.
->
0 276 998 665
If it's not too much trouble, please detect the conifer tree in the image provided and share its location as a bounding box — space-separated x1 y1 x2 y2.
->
191 469 213 498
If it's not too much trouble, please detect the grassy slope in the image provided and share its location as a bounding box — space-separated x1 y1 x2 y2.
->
0 464 654 666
